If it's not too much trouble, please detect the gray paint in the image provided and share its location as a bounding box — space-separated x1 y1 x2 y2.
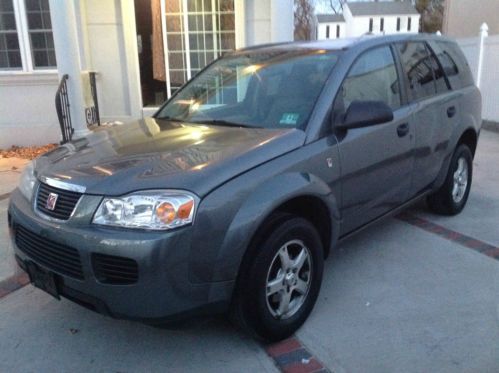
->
8 34 482 320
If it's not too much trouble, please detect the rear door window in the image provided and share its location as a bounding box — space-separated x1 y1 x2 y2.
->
428 49 450 94
338 46 401 111
432 41 474 89
396 42 436 101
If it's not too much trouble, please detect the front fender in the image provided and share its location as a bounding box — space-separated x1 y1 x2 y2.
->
188 169 340 284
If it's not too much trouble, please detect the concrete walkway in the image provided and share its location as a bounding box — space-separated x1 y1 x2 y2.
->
0 157 28 283
0 132 498 372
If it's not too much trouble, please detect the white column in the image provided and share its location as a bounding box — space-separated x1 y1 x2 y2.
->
49 0 90 138
476 22 489 89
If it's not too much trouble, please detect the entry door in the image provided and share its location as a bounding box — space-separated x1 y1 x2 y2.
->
335 46 415 235
161 0 238 97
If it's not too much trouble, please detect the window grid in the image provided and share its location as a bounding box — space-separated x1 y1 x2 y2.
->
0 0 56 72
163 0 235 98
0 0 22 69
25 0 56 68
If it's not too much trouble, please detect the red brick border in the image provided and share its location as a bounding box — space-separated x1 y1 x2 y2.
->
397 212 499 260
0 272 29 300
265 337 329 373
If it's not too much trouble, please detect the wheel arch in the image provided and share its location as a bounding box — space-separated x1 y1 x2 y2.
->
457 127 478 157
210 172 340 285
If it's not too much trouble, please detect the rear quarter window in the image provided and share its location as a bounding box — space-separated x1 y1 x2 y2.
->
432 41 474 89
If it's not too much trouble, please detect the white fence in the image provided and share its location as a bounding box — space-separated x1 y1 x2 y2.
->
457 24 499 123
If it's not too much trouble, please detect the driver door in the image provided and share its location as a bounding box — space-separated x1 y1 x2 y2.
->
335 45 415 235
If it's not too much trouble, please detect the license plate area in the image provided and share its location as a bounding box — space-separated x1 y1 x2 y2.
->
26 261 60 300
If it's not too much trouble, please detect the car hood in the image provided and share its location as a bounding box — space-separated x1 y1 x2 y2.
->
35 118 305 197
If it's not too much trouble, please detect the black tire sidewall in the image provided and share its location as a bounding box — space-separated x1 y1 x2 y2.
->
241 217 324 341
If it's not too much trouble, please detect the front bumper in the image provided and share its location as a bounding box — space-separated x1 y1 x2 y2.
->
7 188 233 322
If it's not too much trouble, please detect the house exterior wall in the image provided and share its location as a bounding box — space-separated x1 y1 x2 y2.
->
0 0 293 148
444 0 499 38
317 22 346 40
0 74 60 147
343 10 420 37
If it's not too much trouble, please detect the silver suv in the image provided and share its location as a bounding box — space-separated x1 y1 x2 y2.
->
9 34 481 341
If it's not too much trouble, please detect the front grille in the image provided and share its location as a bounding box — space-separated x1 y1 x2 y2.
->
15 225 84 280
92 253 138 285
36 183 82 220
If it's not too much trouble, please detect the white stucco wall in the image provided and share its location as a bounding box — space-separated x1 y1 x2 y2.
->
0 74 60 147
317 22 346 40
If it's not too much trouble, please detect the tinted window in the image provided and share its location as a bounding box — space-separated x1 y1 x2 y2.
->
428 49 450 94
434 41 474 89
338 46 401 111
397 42 436 101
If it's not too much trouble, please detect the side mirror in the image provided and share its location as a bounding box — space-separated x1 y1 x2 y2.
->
338 100 394 130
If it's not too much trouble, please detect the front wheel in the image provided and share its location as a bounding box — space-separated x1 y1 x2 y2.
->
427 144 473 215
231 215 324 341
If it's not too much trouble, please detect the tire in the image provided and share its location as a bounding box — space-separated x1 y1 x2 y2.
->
427 144 473 215
231 214 324 342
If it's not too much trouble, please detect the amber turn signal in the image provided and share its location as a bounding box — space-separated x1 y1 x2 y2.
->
177 200 194 219
156 202 176 224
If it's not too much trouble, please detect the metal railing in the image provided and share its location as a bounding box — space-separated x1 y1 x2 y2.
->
88 71 101 126
55 74 74 144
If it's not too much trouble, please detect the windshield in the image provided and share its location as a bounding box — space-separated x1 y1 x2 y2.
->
156 49 339 129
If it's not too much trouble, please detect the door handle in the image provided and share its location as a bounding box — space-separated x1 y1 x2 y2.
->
447 106 456 118
397 123 410 137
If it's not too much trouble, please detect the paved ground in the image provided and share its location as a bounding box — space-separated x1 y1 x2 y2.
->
0 132 498 372
0 158 28 282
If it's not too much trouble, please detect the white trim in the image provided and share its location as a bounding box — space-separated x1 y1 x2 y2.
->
120 0 143 117
234 0 245 48
211 0 218 61
160 0 171 98
11 0 28 71
16 0 33 71
0 71 58 85
182 0 191 80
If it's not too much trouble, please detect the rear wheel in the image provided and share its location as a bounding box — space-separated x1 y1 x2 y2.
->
231 214 324 341
427 144 473 215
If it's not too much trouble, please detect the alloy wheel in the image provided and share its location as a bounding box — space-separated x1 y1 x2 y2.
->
265 239 312 319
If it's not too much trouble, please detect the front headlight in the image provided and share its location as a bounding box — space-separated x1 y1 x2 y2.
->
18 161 36 201
93 190 198 230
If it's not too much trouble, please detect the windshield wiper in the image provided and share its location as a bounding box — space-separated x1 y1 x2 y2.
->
190 119 257 128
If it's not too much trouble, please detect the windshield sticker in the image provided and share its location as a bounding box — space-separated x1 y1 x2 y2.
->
279 113 300 125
